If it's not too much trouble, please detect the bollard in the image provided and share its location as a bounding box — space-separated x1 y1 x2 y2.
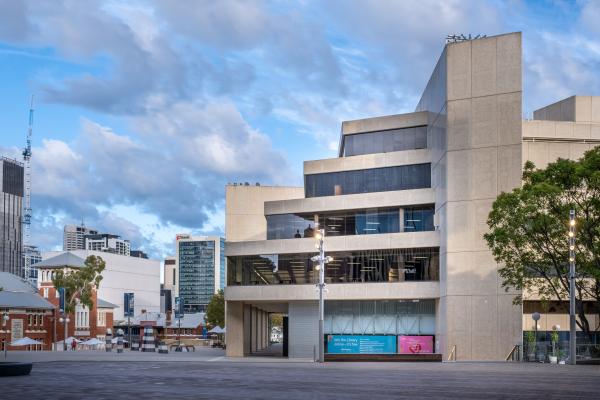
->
158 341 168 354
131 340 139 351
141 326 156 352
105 329 113 352
117 329 124 354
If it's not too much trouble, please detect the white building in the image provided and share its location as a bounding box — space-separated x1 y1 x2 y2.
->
38 250 160 321
63 224 98 251
85 234 131 256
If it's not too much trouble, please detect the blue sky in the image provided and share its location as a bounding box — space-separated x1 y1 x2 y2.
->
1 0 599 260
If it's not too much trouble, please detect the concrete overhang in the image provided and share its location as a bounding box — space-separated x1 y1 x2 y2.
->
224 230 439 257
264 188 435 216
225 281 440 302
304 148 431 176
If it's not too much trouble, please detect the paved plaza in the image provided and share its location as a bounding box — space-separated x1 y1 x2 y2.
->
2 350 600 399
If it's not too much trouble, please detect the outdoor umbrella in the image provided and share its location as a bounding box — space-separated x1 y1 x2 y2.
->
208 326 224 334
11 337 43 346
83 338 103 346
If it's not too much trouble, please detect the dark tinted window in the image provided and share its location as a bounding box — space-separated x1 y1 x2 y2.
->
227 247 439 285
2 160 24 197
305 164 430 198
343 126 427 156
267 206 434 239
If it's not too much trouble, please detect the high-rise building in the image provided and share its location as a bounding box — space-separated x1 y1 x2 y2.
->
63 224 98 251
162 256 177 312
84 233 130 256
223 32 600 360
0 157 24 277
23 244 41 287
176 235 225 313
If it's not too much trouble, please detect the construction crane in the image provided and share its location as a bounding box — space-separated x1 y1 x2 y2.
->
22 96 34 284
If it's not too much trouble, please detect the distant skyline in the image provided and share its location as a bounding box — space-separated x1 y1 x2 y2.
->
1 0 599 259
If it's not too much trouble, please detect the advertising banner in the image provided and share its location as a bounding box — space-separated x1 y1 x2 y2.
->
398 335 434 354
58 287 65 312
327 335 396 354
124 293 135 317
174 296 184 319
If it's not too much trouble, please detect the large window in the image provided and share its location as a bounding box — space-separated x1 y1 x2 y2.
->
325 299 435 336
227 247 439 286
266 206 434 240
304 164 430 198
343 126 427 157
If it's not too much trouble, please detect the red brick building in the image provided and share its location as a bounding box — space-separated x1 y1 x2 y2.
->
35 253 118 346
0 272 54 351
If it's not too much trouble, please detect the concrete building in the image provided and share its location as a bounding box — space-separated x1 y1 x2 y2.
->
84 233 131 256
36 250 160 322
224 32 600 360
162 256 176 313
176 235 225 313
0 157 24 277
63 224 98 251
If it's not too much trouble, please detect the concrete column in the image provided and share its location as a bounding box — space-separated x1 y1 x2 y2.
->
251 307 258 353
243 304 252 356
263 311 269 348
225 301 245 357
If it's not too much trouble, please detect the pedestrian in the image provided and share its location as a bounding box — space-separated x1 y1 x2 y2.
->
71 338 77 351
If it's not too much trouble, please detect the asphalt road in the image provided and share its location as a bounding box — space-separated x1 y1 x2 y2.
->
2 359 599 399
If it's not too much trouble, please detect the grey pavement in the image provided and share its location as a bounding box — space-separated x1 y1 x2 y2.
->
1 351 599 399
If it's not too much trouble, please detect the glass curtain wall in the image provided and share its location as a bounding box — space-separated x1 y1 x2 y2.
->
343 126 427 157
324 299 435 336
178 240 215 313
266 206 434 240
227 247 439 286
304 164 431 198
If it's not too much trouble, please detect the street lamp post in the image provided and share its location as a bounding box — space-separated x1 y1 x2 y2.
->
312 228 332 363
59 315 70 351
532 312 540 359
569 209 577 365
2 312 9 359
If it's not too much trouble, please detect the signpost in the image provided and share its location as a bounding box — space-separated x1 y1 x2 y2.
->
174 297 184 350
124 293 134 349
58 287 67 351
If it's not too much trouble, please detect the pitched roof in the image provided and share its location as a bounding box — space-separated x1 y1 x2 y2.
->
168 313 206 329
0 273 54 309
34 252 86 269
0 272 36 293
0 291 54 309
97 298 119 309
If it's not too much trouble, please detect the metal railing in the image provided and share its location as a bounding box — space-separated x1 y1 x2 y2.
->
505 344 521 361
447 345 456 361
523 341 600 363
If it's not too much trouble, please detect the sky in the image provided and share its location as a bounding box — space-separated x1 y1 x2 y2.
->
0 0 599 261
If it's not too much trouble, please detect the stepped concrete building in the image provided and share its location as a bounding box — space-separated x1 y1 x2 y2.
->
224 32 600 360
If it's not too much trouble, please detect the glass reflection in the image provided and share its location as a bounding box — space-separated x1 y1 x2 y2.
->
227 247 439 286
305 164 430 198
343 126 428 157
267 206 434 240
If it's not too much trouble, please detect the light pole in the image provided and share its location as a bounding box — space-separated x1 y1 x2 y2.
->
311 228 332 363
568 209 577 365
2 312 9 359
532 311 540 359
59 315 70 351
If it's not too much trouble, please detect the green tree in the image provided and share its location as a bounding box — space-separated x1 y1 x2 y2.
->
205 290 225 328
484 146 600 340
51 255 105 314
270 314 283 328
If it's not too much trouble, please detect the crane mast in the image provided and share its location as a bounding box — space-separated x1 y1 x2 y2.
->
22 96 33 284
